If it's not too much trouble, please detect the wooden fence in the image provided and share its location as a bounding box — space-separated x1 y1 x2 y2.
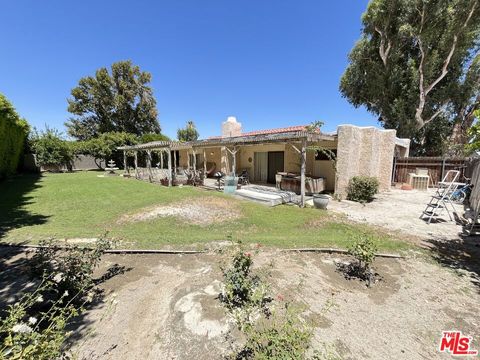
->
392 157 466 186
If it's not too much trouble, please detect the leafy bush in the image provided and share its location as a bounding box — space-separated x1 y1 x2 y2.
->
29 128 73 169
0 238 111 359
346 176 379 203
231 303 313 360
347 233 378 286
75 132 138 168
220 243 270 326
0 93 30 179
30 238 111 303
0 280 79 360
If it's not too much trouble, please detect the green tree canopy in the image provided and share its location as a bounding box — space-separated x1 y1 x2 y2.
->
0 93 29 178
30 128 73 168
65 60 160 140
340 0 480 155
177 121 199 142
74 132 138 168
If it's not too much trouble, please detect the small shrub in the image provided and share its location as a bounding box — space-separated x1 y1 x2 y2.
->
220 243 270 326
229 303 313 360
347 233 378 285
0 280 78 360
30 238 111 303
346 176 379 203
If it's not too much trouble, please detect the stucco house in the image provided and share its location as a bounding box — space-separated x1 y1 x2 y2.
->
118 116 410 204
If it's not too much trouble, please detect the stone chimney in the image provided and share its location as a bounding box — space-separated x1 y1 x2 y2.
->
221 116 242 137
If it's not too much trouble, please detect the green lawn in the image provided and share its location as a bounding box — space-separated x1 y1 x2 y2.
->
0 172 411 251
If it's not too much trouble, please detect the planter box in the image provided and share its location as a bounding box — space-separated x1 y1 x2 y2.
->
280 176 325 195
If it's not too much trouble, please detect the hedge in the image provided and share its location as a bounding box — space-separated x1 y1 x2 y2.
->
0 93 29 179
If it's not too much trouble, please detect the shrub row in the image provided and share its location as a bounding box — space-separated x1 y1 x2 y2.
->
0 94 29 179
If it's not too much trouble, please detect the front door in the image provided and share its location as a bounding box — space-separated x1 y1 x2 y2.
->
267 151 284 184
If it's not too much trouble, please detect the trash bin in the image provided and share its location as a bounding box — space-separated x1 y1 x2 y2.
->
223 176 238 194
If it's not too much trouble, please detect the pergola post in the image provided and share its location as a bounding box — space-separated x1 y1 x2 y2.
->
232 146 237 176
203 148 207 185
168 149 172 187
300 139 306 208
226 146 239 176
160 150 164 169
134 151 138 179
192 149 197 170
123 150 128 175
187 150 191 169
146 150 152 182
173 150 177 174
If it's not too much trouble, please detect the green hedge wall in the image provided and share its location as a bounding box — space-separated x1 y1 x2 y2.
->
0 93 29 179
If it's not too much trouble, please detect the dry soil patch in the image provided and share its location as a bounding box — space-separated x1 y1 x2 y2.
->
118 197 242 226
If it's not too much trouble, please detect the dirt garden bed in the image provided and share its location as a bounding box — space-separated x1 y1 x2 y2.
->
46 249 480 359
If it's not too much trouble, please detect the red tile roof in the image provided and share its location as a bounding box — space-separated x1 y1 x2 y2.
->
207 125 309 139
242 125 309 136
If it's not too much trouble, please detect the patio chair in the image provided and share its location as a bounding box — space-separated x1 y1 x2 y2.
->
238 169 250 185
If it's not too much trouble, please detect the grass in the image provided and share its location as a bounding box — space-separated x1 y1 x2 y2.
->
0 171 412 251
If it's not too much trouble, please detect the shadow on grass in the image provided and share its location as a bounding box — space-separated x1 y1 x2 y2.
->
424 235 480 292
0 173 49 240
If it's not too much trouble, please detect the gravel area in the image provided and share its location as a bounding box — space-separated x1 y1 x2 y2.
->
327 189 465 240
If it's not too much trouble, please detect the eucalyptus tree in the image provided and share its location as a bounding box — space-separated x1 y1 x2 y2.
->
340 0 480 155
66 60 160 140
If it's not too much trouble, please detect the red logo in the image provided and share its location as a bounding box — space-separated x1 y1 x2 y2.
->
439 331 478 356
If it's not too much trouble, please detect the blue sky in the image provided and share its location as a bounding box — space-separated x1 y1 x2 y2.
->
1 0 377 139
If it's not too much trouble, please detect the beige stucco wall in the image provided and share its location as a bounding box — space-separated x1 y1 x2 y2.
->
335 125 396 199
307 140 337 191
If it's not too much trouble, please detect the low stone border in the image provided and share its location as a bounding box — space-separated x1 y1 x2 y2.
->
0 243 404 258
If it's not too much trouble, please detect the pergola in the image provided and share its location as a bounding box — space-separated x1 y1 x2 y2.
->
118 130 335 207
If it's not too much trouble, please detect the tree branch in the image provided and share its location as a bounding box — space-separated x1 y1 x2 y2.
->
375 27 392 66
423 101 449 127
415 0 477 129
